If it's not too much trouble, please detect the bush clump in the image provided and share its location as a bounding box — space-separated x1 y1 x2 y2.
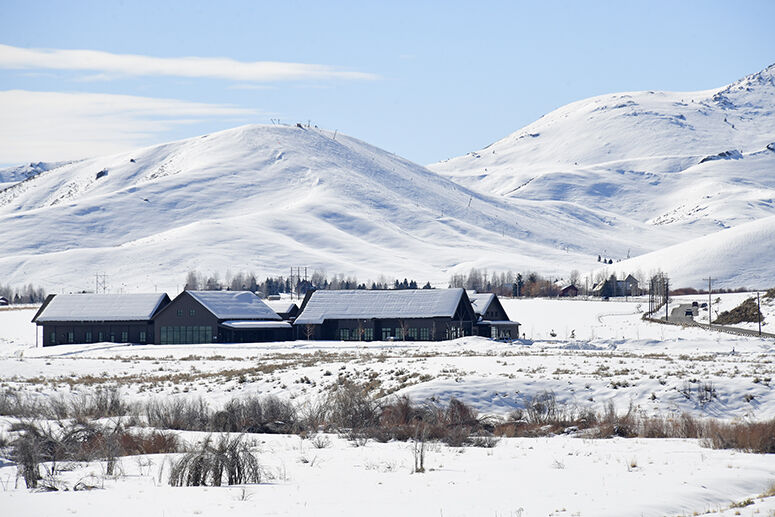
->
169 434 261 487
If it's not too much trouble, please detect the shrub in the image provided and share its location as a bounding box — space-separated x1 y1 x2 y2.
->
169 434 261 487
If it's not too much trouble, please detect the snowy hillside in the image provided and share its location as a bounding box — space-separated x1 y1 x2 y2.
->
0 124 642 293
2 66 774 292
431 64 775 287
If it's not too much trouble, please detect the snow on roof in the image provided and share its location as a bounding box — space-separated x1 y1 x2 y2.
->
220 320 291 329
295 288 464 325
35 293 167 322
478 320 521 326
468 293 495 315
187 291 280 320
263 300 298 314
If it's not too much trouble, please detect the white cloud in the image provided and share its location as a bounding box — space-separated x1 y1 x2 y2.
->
0 90 259 164
0 44 378 82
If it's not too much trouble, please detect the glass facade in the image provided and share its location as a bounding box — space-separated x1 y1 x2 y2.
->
160 326 213 345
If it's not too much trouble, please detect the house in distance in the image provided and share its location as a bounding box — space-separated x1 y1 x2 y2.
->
32 293 170 346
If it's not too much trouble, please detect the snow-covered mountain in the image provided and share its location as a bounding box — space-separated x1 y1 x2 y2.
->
0 125 632 293
1 65 774 292
430 64 775 288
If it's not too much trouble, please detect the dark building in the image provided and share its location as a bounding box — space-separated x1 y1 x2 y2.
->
32 293 170 346
294 288 477 341
468 292 521 339
154 290 291 344
0 296 8 306
560 285 579 297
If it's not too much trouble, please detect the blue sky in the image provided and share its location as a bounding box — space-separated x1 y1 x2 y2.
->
0 0 773 166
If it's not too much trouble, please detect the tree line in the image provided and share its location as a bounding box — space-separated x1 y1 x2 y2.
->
183 270 431 296
0 283 47 305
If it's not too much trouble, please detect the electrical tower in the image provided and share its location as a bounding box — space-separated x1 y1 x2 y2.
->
95 273 108 294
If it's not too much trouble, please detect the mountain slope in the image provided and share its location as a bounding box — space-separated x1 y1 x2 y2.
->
430 64 775 286
0 124 650 293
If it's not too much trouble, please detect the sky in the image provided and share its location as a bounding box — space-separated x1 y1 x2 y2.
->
0 0 773 167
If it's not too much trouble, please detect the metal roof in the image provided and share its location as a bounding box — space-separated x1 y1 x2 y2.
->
263 300 298 315
187 291 281 320
294 288 465 325
34 293 168 322
468 293 495 315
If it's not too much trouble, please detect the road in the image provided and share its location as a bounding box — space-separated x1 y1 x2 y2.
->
655 303 775 338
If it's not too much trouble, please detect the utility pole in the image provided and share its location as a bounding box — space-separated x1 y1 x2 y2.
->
758 291 762 336
665 277 669 321
703 277 713 327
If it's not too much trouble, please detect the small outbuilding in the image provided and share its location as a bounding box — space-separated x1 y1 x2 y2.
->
32 293 170 346
469 292 521 340
560 285 579 297
294 288 477 341
0 296 8 306
154 290 290 344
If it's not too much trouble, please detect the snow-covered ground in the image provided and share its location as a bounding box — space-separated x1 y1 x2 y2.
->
2 433 774 517
1 297 774 516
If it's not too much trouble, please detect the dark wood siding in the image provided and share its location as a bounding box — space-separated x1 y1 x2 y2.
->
41 321 153 346
153 292 219 344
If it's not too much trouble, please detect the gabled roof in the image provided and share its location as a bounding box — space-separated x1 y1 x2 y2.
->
295 288 466 325
186 291 281 320
468 293 495 315
33 293 169 323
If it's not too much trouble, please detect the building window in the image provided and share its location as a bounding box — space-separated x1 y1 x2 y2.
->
98 331 104 342
419 327 430 341
189 309 196 317
364 328 373 341
67 331 74 344
50 331 56 344
381 328 391 341
85 331 92 343
408 328 418 340
139 331 146 343
161 326 211 345
395 328 403 340
177 309 183 317
339 328 350 341
121 331 128 343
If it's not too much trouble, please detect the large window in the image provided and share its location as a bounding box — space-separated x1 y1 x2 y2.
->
121 331 128 343
381 328 391 341
85 331 92 343
50 331 56 344
407 328 418 340
420 327 430 341
98 331 104 342
364 328 373 341
139 331 146 343
338 328 350 341
67 331 74 344
161 326 213 345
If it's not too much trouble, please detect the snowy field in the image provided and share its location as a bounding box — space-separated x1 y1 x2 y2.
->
1 296 774 516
